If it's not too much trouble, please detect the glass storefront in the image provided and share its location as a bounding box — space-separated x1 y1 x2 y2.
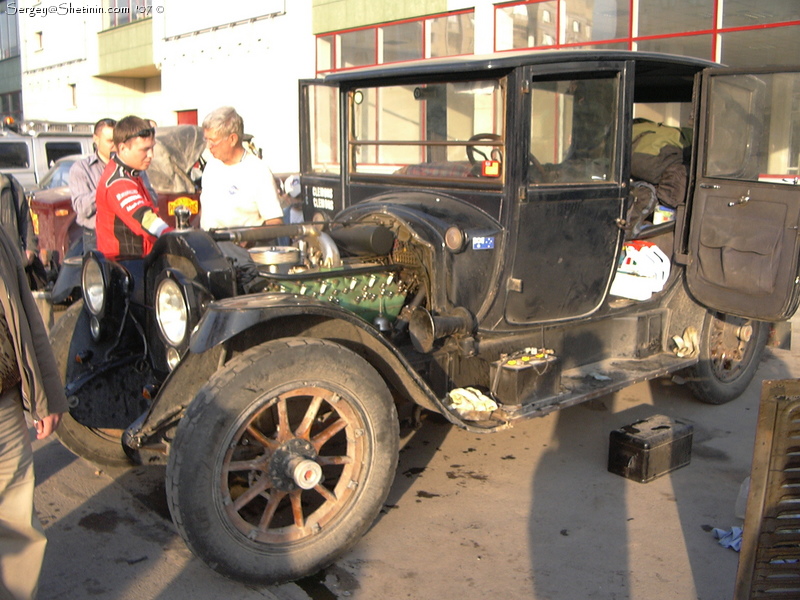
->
317 2 799 74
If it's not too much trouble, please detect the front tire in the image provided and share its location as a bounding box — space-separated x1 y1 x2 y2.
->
166 338 399 584
685 312 768 405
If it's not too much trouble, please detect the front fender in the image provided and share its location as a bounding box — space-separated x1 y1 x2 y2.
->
129 293 492 450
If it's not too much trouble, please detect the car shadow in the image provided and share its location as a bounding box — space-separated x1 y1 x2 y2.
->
527 344 793 599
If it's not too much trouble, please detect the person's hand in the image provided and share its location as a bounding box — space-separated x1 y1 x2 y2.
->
25 250 35 265
34 413 62 440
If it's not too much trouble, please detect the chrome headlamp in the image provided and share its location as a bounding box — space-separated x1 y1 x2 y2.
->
153 269 209 371
155 276 189 347
81 252 131 342
81 254 105 316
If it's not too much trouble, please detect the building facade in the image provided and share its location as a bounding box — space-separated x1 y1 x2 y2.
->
8 0 315 172
1 0 797 172
314 0 800 75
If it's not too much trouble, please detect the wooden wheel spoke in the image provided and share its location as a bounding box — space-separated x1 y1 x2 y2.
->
258 490 287 530
289 490 305 529
226 457 269 472
245 424 280 452
313 483 337 503
276 397 291 443
316 455 352 466
311 418 348 452
232 476 272 512
294 394 326 440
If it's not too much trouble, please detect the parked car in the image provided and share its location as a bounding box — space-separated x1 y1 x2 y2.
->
50 50 800 585
0 120 93 190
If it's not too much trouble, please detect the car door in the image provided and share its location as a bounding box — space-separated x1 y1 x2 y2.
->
299 79 342 219
505 62 628 324
685 67 800 321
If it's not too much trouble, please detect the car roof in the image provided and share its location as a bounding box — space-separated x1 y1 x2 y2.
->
321 49 718 102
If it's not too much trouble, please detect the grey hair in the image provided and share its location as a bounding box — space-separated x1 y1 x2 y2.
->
202 106 244 141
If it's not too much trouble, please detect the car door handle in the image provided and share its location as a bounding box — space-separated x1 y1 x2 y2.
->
728 194 750 207
699 183 720 189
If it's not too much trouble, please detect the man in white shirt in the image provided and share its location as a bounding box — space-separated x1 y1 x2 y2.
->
199 107 283 230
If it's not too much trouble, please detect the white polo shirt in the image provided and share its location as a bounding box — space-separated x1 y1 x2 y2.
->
200 151 283 230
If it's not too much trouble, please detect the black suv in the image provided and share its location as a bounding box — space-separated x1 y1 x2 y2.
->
51 50 800 584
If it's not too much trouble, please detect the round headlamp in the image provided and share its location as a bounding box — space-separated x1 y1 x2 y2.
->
155 277 189 347
82 256 105 316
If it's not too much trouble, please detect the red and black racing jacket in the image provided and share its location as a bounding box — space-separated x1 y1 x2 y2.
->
95 155 171 260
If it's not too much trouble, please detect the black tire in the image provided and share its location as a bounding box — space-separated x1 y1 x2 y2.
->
166 338 399 584
49 300 137 467
685 312 768 405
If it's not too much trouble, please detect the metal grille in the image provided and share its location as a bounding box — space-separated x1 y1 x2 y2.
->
736 379 800 599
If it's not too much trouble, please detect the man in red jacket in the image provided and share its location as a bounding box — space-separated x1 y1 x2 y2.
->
95 115 172 259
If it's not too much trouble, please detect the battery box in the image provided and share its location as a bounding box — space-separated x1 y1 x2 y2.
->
608 414 693 483
489 349 561 405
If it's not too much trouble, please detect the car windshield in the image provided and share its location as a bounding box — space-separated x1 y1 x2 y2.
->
38 157 79 189
349 78 506 182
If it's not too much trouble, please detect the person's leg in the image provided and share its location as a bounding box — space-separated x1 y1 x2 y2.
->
0 387 47 600
82 227 96 253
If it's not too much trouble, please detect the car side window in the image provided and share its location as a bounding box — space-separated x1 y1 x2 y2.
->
44 141 83 168
529 75 619 185
349 79 506 182
0 142 30 169
705 72 800 184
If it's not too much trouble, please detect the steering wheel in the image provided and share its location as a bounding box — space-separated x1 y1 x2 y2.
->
528 151 546 183
467 133 503 166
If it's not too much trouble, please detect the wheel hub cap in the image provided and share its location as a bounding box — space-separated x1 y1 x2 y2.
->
268 438 321 492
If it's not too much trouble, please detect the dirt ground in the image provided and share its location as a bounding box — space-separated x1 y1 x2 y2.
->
32 334 798 600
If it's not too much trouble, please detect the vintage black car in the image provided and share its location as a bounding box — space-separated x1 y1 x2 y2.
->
51 50 800 584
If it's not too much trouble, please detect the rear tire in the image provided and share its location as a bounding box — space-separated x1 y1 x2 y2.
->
685 312 768 405
166 338 399 584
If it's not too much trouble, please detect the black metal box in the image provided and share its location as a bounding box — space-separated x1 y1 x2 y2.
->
608 415 693 483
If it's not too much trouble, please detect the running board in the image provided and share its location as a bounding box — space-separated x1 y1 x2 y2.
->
494 352 697 422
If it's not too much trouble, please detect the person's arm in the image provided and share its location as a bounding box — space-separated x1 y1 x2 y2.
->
69 159 99 222
108 179 172 239
255 164 285 225
6 229 68 429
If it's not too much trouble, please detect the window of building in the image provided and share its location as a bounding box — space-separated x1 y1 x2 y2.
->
34 31 43 51
316 10 474 75
496 1 558 51
636 34 713 62
722 0 800 28
382 21 423 64
638 0 714 37
0 0 19 60
719 27 800 68
563 0 629 44
493 0 798 66
105 0 153 29
428 12 474 58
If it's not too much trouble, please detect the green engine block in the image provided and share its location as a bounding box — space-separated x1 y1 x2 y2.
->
269 270 409 325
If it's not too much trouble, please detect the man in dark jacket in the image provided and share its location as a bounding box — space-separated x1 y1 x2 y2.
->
0 224 67 599
0 172 36 264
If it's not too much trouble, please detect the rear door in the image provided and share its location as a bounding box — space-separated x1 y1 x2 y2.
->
686 67 800 321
